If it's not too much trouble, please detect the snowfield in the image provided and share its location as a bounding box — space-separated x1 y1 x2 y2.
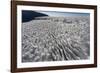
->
22 16 90 62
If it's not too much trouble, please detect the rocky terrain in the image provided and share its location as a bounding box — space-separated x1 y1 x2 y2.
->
22 16 90 62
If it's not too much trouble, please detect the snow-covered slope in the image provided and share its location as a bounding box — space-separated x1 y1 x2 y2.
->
22 16 90 62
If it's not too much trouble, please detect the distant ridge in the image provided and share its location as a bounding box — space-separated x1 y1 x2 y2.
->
22 10 48 22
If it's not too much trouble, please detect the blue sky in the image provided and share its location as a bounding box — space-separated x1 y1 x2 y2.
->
22 10 90 22
36 11 90 17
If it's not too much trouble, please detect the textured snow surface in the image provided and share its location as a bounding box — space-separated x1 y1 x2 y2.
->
22 16 90 62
